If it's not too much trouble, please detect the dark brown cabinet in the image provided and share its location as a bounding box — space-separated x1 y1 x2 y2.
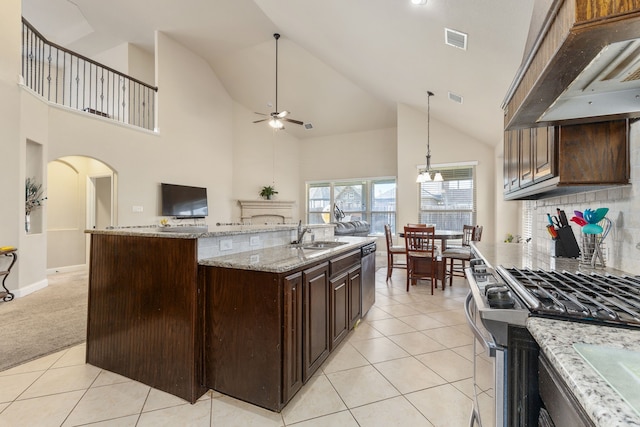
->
533 126 555 183
86 234 207 404
348 266 361 328
201 246 367 411
502 121 630 200
557 120 629 185
328 262 361 350
330 271 349 350
282 272 303 404
504 126 557 198
302 262 330 382
519 128 533 188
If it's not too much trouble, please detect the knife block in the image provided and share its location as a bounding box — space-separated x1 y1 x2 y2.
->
554 226 581 258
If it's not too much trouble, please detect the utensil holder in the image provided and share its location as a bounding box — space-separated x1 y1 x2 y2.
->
580 233 606 267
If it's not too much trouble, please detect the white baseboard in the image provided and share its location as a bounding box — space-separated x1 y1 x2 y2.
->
12 278 48 298
46 264 88 275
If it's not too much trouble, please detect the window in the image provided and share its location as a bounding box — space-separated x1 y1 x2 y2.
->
307 178 396 235
418 165 476 231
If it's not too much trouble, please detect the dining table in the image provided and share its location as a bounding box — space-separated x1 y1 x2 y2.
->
398 229 464 251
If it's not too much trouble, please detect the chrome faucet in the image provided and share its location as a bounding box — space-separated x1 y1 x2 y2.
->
295 220 312 245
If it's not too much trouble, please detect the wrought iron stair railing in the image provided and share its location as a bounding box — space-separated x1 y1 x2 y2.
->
22 17 158 131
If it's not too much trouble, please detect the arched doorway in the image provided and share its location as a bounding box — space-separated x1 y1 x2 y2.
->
47 156 117 272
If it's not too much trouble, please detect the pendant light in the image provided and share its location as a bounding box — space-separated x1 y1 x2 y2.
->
416 91 443 183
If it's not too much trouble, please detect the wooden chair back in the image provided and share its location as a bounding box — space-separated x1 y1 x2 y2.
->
384 224 394 250
461 225 475 247
473 225 483 242
404 226 436 254
403 226 437 293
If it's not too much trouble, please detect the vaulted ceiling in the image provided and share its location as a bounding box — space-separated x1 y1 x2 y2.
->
21 0 535 144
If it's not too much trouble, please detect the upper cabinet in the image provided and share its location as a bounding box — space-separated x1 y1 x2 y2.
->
504 120 629 200
503 0 640 129
504 126 558 199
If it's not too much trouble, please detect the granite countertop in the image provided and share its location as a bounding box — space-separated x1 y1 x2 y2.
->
471 241 627 276
86 223 334 239
528 318 640 426
199 236 376 273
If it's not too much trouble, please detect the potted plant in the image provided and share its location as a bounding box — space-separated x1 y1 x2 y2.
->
259 185 278 200
25 177 47 233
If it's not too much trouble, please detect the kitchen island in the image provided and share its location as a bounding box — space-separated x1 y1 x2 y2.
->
85 225 375 410
472 242 640 427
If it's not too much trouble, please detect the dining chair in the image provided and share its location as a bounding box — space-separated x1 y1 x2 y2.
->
384 224 406 281
404 225 437 294
441 225 480 287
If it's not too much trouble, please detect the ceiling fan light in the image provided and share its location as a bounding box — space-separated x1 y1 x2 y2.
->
433 172 444 182
269 118 284 129
411 0 427 4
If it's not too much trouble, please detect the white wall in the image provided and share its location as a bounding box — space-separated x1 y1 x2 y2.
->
0 0 22 293
231 101 301 222
397 103 497 242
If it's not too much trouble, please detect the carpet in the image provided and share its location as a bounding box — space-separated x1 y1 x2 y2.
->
0 270 88 371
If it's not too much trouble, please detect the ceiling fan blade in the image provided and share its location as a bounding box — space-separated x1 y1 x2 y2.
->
254 112 268 116
253 119 268 123
277 111 289 118
283 117 304 126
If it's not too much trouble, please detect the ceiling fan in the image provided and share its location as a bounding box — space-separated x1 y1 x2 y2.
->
253 33 304 130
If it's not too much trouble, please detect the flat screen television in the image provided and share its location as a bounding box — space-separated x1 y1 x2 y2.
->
161 183 208 219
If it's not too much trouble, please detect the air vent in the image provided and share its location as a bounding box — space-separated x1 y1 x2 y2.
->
448 91 463 104
445 28 467 50
304 123 313 130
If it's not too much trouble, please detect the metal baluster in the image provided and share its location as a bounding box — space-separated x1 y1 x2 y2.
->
100 68 104 115
47 44 52 100
54 48 59 103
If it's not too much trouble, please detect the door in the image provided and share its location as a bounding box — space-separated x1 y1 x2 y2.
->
87 175 114 230
330 271 349 350
348 266 362 328
303 262 330 381
283 272 303 403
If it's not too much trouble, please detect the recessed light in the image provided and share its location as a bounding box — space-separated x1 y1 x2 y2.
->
411 0 427 5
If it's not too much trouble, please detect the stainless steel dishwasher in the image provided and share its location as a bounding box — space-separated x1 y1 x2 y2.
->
361 242 376 315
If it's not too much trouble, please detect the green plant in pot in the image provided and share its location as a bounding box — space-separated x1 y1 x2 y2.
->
260 185 278 200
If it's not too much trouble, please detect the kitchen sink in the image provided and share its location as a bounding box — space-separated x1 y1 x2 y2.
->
300 241 348 250
574 343 640 415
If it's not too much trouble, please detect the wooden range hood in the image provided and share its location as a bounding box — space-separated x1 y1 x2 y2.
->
503 0 640 130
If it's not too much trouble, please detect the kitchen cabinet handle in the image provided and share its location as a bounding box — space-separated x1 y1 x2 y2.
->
464 292 498 357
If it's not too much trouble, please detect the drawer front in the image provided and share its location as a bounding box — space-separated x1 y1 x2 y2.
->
329 250 361 277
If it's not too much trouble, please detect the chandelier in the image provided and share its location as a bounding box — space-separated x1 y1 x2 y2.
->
416 91 443 183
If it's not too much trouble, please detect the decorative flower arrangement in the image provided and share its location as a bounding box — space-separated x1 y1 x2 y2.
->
25 177 47 214
260 185 278 200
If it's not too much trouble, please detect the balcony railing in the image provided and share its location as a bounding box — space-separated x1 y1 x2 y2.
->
21 18 158 131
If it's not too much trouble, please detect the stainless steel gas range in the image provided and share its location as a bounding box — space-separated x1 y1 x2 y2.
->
465 259 640 427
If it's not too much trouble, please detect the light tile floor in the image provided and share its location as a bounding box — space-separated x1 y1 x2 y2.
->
0 268 475 427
